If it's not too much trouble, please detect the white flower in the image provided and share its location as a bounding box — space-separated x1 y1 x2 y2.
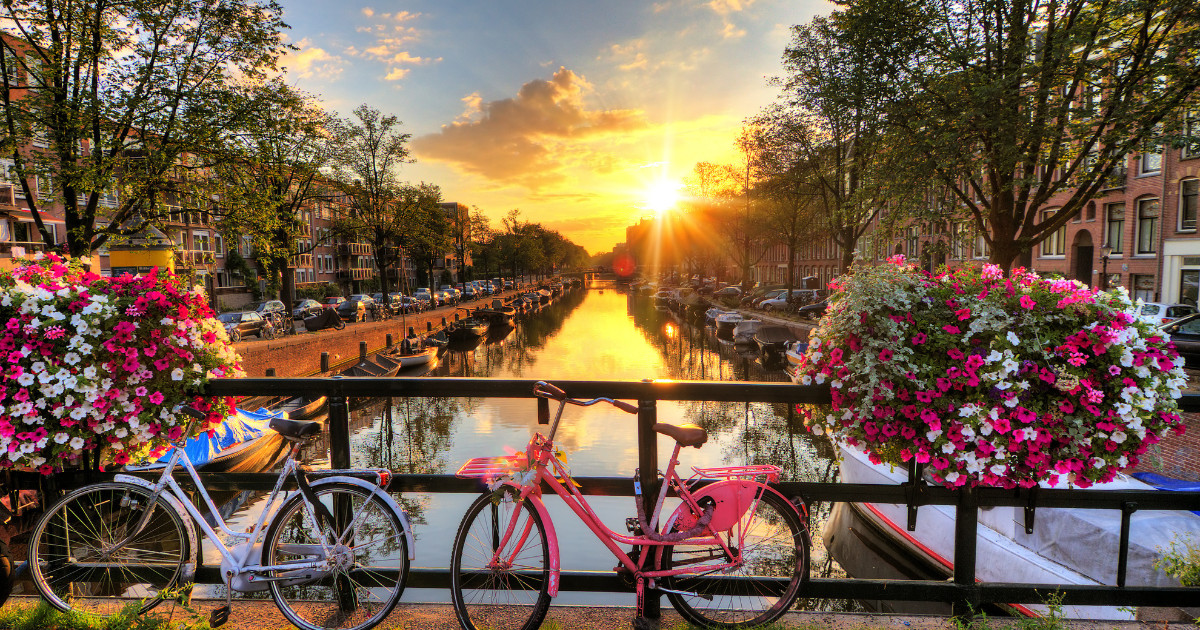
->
1006 331 1020 346
170 368 185 381
69 437 85 450
54 432 69 444
16 373 35 387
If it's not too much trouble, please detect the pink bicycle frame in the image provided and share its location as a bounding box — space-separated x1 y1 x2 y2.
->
457 431 794 596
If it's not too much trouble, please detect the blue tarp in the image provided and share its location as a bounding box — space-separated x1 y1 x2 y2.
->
157 408 284 468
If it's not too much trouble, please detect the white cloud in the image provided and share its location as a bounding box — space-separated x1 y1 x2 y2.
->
279 39 344 80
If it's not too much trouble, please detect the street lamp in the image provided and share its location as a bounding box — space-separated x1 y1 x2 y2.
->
1100 245 1113 290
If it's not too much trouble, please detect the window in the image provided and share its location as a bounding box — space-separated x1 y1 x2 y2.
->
194 230 211 252
1185 109 1200 159
1141 127 1163 174
1136 198 1160 255
1106 203 1125 254
214 233 224 257
1040 209 1065 257
1182 179 1199 232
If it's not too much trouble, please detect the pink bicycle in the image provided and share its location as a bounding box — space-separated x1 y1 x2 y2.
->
451 382 810 630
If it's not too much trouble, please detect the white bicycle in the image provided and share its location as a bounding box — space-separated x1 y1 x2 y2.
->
28 407 414 630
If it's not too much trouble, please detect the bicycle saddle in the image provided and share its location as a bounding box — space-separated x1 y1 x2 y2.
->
268 416 321 439
653 423 708 448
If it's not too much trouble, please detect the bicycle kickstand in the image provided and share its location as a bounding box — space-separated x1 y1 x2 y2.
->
210 571 233 628
632 577 658 630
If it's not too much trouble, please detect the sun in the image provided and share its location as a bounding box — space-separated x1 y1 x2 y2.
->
645 180 681 215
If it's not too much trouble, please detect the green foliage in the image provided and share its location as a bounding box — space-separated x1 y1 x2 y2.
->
952 592 1068 630
1156 535 1200 587
0 600 211 630
0 0 290 256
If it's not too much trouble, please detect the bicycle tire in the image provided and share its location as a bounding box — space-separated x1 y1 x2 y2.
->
662 489 809 628
28 482 190 618
263 482 408 630
450 488 551 630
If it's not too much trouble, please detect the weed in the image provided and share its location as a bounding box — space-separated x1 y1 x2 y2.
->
1155 535 1200 587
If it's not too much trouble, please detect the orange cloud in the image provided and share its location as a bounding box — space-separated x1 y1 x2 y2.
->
412 68 647 189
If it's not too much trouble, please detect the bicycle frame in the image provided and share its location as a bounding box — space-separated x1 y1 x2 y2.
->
459 394 793 598
114 429 414 591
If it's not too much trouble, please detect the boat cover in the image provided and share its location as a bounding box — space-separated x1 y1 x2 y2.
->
156 408 284 468
303 308 342 331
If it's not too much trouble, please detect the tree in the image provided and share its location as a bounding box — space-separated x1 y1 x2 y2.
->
327 104 427 295
779 15 892 274
0 0 287 256
748 106 821 300
838 0 1200 269
210 80 331 313
682 159 766 287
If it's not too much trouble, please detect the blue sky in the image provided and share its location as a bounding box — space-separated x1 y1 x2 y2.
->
277 0 832 253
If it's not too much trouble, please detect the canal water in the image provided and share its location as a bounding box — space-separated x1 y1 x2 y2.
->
221 279 849 608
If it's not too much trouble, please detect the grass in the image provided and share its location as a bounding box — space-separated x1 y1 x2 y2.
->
0 601 212 630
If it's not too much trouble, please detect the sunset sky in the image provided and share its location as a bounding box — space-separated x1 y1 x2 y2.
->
277 0 832 254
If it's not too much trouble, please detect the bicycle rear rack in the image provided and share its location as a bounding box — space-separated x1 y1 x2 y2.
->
689 464 780 483
456 454 528 481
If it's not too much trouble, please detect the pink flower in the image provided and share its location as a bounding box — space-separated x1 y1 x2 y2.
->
1019 295 1036 309
942 325 960 334
878 349 893 361
912 332 927 345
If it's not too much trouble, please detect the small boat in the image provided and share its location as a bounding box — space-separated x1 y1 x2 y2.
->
753 325 797 365
446 315 490 342
477 299 517 326
733 319 762 345
341 355 402 377
140 407 295 473
382 345 439 368
827 443 1200 619
714 312 744 337
705 307 730 327
425 329 450 349
537 289 552 304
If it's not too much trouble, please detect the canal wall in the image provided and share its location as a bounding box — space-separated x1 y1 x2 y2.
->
235 302 510 377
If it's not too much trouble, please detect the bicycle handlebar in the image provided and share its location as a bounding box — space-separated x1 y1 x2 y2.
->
532 381 638 414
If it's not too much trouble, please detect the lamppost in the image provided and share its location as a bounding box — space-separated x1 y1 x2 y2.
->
1100 245 1112 290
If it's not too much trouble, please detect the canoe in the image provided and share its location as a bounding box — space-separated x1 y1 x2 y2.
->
382 346 438 368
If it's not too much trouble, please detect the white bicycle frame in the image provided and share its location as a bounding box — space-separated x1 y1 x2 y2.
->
117 430 415 592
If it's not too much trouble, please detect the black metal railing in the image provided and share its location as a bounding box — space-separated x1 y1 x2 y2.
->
47 378 1200 619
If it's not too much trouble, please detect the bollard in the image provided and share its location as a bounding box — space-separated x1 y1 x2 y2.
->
454 313 460 321
441 317 447 327
359 341 367 362
320 352 329 374
265 368 275 377
386 333 393 348
427 321 433 332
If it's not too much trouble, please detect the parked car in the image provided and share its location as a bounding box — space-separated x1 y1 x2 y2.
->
463 285 478 300
798 300 829 321
399 296 423 313
414 288 433 305
1133 302 1197 327
217 311 270 342
372 293 406 314
760 289 820 312
742 286 786 307
337 294 374 322
1161 313 1200 367
250 299 287 317
749 289 788 308
321 296 345 310
713 286 742 298
292 299 323 320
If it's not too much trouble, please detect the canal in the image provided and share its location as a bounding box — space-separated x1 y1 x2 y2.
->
224 279 848 608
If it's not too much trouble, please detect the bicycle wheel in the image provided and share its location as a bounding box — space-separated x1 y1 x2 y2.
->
29 482 190 618
263 483 408 630
451 488 551 630
662 489 809 628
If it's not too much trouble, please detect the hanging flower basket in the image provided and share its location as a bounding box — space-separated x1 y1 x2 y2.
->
796 256 1186 489
0 253 243 473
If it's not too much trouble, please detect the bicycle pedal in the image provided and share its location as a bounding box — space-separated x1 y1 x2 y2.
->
209 605 231 627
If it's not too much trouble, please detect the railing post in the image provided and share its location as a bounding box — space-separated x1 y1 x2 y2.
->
320 352 330 374
637 380 660 620
952 486 979 619
328 395 351 469
359 341 368 362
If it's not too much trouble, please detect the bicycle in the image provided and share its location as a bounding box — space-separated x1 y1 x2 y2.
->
451 382 810 630
28 407 414 630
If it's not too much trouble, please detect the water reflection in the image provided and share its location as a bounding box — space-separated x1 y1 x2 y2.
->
232 280 853 609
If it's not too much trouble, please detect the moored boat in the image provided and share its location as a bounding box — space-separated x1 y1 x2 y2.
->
714 312 744 337
733 318 762 345
826 443 1200 619
753 325 797 365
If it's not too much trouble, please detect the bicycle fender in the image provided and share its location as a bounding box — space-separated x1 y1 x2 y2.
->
310 477 416 561
500 481 561 597
112 474 200 582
